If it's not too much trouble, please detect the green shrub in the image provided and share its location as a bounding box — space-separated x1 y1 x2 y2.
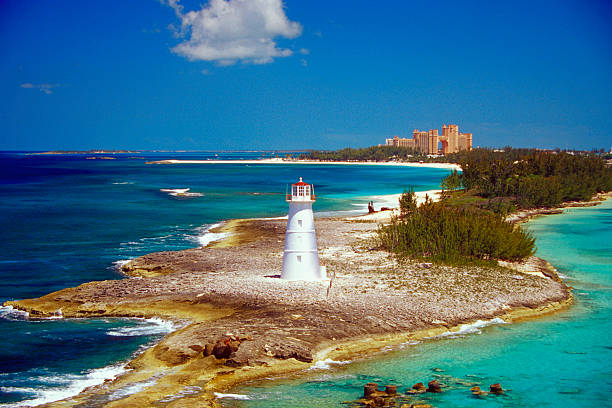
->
378 200 535 264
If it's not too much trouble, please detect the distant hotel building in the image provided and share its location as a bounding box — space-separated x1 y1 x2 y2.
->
385 124 472 155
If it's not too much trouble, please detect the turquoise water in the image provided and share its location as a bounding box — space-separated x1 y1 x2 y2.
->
223 200 612 407
0 152 450 407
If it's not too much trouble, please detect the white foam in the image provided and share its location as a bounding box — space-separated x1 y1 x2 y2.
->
112 259 132 271
158 385 202 403
45 308 63 319
107 377 159 401
193 223 230 247
106 317 175 337
214 392 251 400
0 364 128 407
160 188 203 197
0 305 29 320
433 317 507 339
112 181 134 185
308 358 351 370
398 340 421 349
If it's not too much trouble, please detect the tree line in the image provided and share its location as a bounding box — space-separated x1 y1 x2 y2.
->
449 148 612 208
299 146 427 162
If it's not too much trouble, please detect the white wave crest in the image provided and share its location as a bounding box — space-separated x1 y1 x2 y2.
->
106 317 175 337
112 181 134 185
0 364 127 407
193 223 230 247
435 317 507 338
160 188 203 197
214 392 251 400
112 259 132 269
0 305 29 320
308 358 351 370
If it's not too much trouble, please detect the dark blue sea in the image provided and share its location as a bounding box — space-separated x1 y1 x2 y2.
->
0 151 450 407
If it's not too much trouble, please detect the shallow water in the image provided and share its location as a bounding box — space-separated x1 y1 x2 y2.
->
0 152 450 406
223 200 612 407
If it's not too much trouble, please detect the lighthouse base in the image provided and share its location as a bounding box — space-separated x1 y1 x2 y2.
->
281 251 323 281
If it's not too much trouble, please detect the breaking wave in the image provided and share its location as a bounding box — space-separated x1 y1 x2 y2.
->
308 358 351 370
434 317 507 339
0 364 127 407
106 317 176 337
214 392 251 400
0 305 29 321
160 188 203 198
192 223 230 247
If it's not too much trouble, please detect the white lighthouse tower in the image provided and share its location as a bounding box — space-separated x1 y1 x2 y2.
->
281 177 323 281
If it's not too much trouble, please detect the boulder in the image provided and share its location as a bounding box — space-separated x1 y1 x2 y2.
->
427 380 442 393
212 341 232 359
412 382 426 391
470 385 488 396
203 343 214 357
364 383 378 399
228 339 241 352
490 383 503 394
385 385 397 396
406 382 426 394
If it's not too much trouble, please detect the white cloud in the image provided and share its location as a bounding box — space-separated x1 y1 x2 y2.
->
20 83 59 95
165 0 302 65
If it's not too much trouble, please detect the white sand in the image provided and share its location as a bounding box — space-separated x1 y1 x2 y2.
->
148 158 461 171
350 189 442 222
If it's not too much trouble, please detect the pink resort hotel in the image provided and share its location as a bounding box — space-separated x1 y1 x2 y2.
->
385 124 473 155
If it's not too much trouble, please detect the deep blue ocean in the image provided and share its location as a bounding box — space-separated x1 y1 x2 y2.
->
0 151 450 407
223 199 612 407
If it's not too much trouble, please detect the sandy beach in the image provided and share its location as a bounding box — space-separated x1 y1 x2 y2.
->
4 190 577 407
145 158 462 171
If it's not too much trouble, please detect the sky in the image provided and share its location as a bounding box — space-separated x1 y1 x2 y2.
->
1 0 611 151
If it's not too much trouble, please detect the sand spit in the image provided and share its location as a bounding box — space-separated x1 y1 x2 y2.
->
145 158 462 170
506 191 612 224
5 212 570 407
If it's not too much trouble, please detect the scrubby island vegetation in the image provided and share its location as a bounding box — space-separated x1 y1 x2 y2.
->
378 148 612 265
379 190 536 265
298 146 427 162
449 147 612 209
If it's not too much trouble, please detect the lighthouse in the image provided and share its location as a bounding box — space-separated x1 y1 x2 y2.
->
281 177 323 281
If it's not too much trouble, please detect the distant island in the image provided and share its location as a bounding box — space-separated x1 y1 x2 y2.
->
30 150 142 155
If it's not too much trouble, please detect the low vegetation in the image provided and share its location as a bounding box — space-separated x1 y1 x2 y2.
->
449 148 612 209
378 191 535 265
378 148 611 264
299 146 427 162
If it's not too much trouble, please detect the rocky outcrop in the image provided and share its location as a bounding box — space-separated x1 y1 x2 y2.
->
490 383 504 394
426 380 442 393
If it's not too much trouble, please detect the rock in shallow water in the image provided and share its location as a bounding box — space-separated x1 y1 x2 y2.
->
427 380 442 393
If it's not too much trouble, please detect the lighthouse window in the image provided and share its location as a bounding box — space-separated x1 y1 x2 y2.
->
298 219 302 227
297 255 302 262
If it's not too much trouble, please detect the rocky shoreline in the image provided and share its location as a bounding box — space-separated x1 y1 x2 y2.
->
3 203 581 407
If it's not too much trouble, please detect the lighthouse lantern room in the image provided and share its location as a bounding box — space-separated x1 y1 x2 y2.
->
281 177 323 281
